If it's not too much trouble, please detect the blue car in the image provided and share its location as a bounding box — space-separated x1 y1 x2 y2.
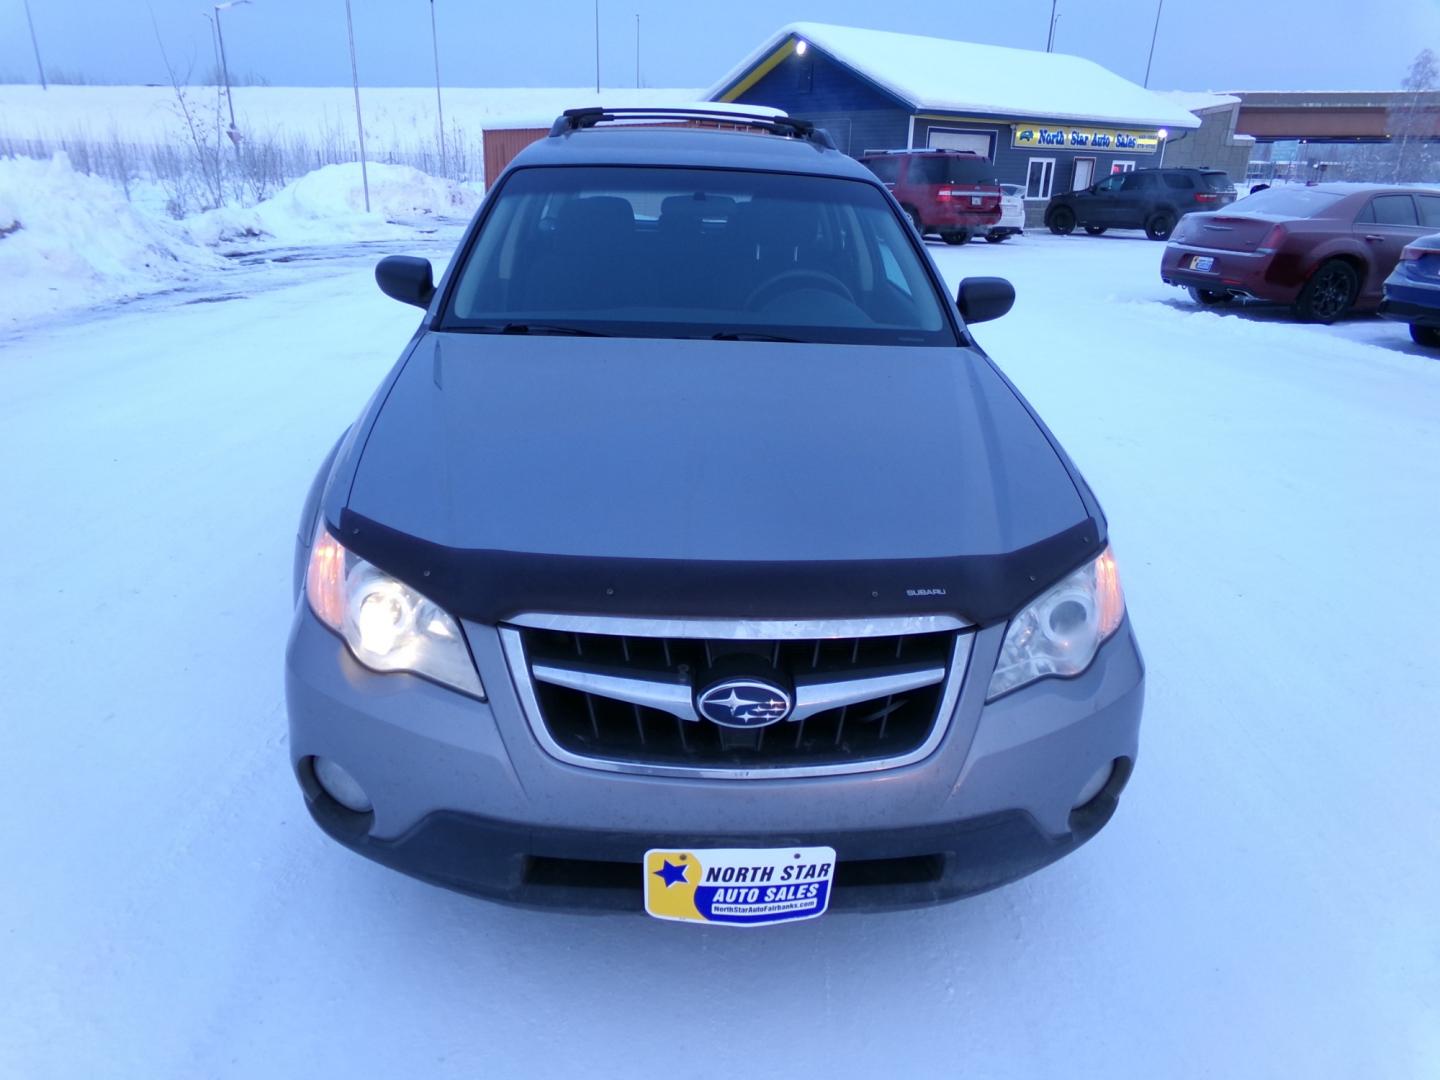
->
1380 232 1440 347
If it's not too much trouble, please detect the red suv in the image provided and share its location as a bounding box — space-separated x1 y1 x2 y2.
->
860 150 1002 245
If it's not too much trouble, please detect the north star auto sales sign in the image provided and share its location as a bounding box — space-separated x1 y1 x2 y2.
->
1012 125 1161 153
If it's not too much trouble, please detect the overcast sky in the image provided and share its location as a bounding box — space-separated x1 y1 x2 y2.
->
2 0 1435 93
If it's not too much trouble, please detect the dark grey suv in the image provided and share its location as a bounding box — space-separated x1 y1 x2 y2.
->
1045 167 1236 240
285 107 1145 925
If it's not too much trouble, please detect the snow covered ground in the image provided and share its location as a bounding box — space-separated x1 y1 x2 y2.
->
0 224 1436 1079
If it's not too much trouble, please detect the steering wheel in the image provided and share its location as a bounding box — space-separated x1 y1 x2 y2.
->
744 269 856 311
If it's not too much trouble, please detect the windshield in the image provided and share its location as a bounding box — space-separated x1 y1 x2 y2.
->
442 166 956 346
1229 186 1344 217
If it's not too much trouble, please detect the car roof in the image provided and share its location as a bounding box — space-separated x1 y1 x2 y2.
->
509 126 876 181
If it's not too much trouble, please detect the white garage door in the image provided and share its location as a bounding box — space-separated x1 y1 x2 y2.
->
926 130 992 157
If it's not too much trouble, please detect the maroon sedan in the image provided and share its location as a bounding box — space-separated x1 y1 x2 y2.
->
1161 184 1440 322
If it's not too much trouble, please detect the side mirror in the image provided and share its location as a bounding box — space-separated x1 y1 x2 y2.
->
375 256 435 309
956 276 1015 325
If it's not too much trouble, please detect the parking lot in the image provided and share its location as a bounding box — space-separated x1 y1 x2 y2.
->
1 226 1436 1078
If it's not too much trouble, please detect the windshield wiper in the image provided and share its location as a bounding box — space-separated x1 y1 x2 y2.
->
709 331 805 343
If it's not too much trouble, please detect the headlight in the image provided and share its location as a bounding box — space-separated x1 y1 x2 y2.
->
305 522 485 698
986 546 1125 700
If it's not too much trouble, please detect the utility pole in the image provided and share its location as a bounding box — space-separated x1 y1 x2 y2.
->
429 0 447 177
214 1 251 146
1143 0 1165 88
594 0 601 94
1046 0 1057 52
23 0 46 90
635 13 640 89
344 0 371 212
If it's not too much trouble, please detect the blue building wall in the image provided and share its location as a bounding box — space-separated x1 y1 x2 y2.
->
725 46 910 156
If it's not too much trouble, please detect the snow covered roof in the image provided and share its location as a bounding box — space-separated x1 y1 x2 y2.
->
708 23 1200 131
1156 90 1242 114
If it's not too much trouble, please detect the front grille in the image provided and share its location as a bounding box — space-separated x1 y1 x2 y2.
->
512 625 963 773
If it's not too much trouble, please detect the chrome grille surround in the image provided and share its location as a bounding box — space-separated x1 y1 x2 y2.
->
498 613 974 780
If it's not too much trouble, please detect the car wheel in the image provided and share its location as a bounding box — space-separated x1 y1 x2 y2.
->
907 208 926 238
942 229 970 245
985 232 1007 243
1145 213 1176 241
1048 207 1075 235
1188 287 1232 307
1409 323 1440 347
1084 225 1107 236
1293 260 1359 323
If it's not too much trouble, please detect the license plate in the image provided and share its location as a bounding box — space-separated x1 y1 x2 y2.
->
644 846 836 926
970 196 982 206
1191 255 1215 272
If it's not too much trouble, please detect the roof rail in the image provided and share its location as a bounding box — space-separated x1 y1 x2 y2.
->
548 106 837 150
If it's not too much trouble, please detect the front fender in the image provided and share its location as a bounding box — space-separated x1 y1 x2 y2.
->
292 429 351 602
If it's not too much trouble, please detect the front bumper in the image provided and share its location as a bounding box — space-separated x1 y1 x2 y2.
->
285 607 1145 911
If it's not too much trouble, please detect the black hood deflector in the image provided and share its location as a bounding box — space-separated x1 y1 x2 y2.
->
333 508 1103 628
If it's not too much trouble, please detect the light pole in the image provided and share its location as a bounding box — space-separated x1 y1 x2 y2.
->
23 0 46 90
635 13 640 89
593 0 601 94
344 0 371 212
1143 0 1165 88
1157 128 1169 167
429 0 447 177
213 1 251 146
1045 0 1058 52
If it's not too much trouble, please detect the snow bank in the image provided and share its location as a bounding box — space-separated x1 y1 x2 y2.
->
0 156 478 327
0 153 224 326
191 162 481 246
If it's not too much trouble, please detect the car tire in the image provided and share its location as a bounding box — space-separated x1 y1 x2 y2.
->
1188 287 1232 307
985 232 1007 243
1293 260 1359 323
1409 323 1440 348
1145 213 1177 241
1048 207 1075 235
907 208 926 238
1084 225 1107 236
942 230 970 245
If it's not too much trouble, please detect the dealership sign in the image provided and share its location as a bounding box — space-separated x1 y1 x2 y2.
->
1012 125 1160 153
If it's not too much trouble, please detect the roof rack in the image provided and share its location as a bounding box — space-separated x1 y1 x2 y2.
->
548 107 836 149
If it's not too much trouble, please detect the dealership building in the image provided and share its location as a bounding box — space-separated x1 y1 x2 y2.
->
706 23 1203 222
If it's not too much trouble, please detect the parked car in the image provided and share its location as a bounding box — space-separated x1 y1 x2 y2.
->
987 183 1025 243
286 107 1145 922
1379 232 1440 346
1162 184 1440 322
860 149 1002 245
1046 167 1236 241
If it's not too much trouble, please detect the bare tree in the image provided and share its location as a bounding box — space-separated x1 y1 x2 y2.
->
1389 49 1440 182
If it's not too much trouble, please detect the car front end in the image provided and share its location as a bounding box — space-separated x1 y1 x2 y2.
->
284 119 1145 919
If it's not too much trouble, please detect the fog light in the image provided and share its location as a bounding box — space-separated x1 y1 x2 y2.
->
313 757 372 813
1073 761 1114 809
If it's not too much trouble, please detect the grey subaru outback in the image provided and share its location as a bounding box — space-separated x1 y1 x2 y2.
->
286 108 1144 925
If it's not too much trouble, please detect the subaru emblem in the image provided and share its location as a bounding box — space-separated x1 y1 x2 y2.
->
695 678 793 729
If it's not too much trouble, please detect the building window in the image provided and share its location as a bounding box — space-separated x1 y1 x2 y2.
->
1110 159 1137 175
1025 157 1055 200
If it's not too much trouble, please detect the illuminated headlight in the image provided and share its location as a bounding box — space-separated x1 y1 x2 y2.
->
305 521 484 698
987 546 1126 700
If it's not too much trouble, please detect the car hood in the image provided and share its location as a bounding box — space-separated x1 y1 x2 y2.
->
339 332 1098 623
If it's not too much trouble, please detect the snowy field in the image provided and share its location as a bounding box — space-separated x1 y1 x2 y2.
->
1 221 1437 1078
